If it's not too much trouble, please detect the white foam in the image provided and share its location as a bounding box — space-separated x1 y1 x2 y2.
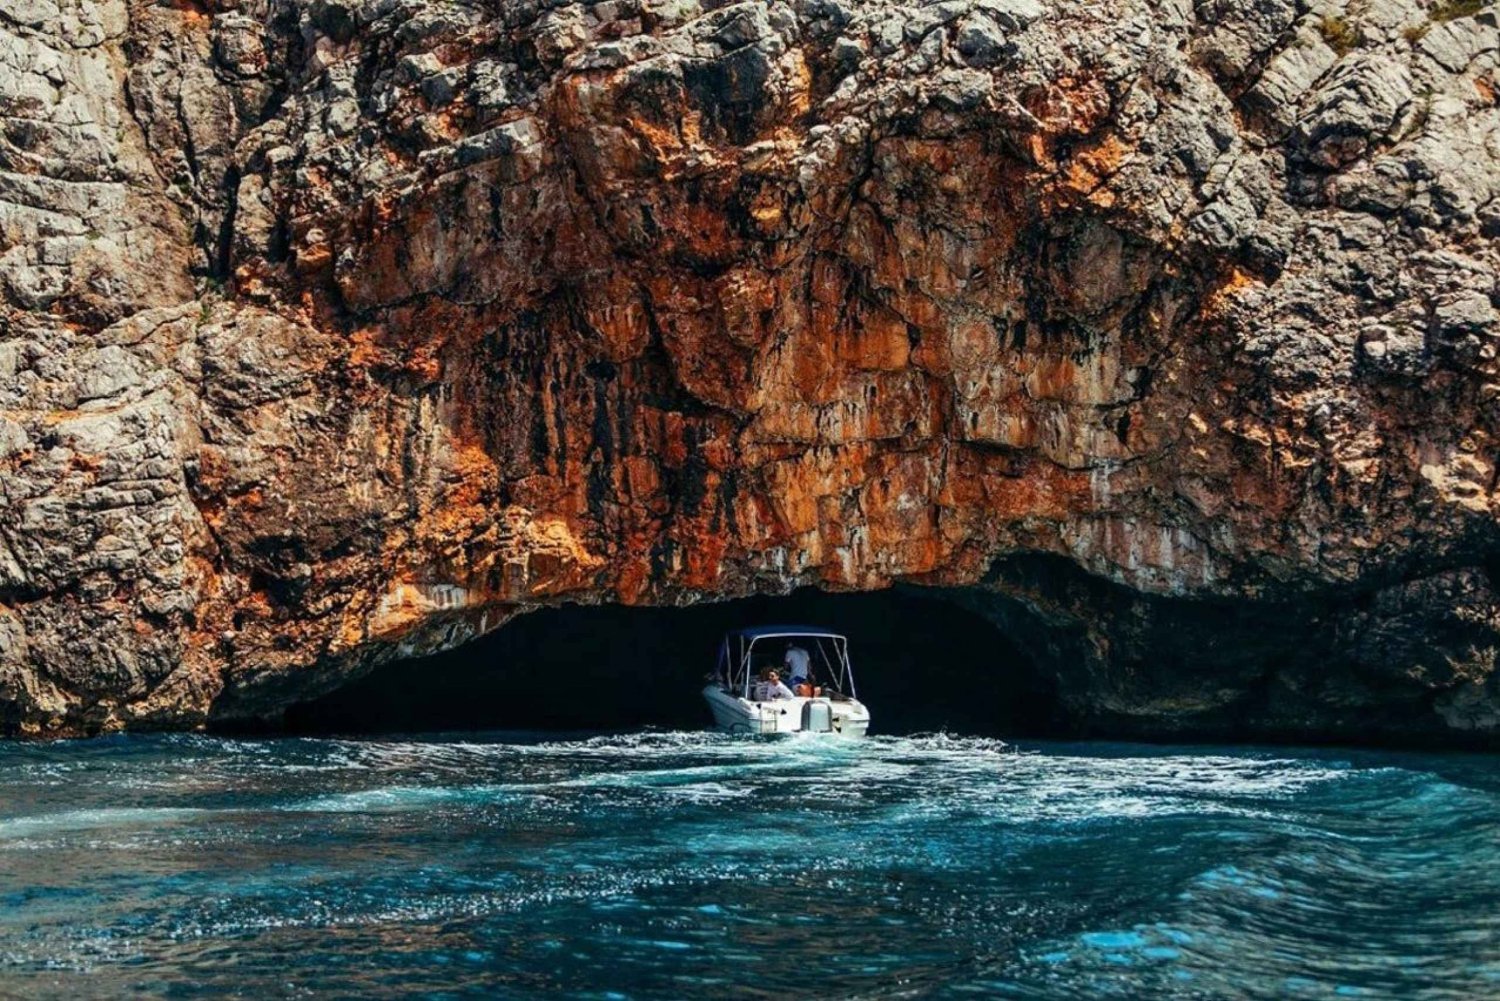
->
0 807 211 840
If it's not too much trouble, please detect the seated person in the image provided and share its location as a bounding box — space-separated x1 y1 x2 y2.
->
753 668 795 701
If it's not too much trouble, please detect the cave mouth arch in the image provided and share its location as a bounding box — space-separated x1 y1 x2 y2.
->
282 587 1063 737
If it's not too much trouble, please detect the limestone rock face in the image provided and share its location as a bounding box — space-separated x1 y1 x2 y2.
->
2 0 1499 742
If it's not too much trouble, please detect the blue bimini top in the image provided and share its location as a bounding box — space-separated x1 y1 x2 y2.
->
726 625 844 641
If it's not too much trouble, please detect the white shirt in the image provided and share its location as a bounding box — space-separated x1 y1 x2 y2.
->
754 680 794 701
783 646 812 682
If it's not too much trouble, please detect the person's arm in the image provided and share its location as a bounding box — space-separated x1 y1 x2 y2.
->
773 681 795 699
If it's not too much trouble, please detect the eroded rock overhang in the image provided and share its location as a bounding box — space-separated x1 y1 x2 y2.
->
0 0 1497 741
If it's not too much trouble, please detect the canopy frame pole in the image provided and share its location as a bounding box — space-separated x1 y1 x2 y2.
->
840 637 856 698
814 639 835 687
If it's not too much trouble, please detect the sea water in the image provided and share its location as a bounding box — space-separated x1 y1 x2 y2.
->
1 732 1497 999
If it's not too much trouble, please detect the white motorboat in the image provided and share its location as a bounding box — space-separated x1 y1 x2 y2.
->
702 625 871 736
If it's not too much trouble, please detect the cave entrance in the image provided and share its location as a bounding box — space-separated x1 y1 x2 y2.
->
283 587 1061 737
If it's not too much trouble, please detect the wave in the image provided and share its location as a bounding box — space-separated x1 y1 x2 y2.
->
0 806 213 840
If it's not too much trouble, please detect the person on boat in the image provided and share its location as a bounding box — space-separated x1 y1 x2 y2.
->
751 666 767 696
754 668 794 702
784 644 812 685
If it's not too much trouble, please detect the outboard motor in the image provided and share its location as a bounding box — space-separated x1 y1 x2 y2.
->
801 699 833 733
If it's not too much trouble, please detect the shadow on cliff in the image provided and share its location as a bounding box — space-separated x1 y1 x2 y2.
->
280 587 1061 737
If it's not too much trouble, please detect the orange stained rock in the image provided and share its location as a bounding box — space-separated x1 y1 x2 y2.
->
578 274 653 360
947 449 1090 522
1051 76 1115 135
948 316 999 372
1053 133 1128 212
408 342 445 384
659 412 689 466
698 432 737 472
748 185 785 231
430 443 498 510
781 51 813 123
767 474 820 538
681 523 730 589
620 453 664 506
169 0 211 27
613 553 651 604
69 451 103 473
1025 355 1087 402
845 307 912 371
1205 266 1264 312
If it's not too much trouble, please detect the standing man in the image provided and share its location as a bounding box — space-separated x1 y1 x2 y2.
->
784 643 812 687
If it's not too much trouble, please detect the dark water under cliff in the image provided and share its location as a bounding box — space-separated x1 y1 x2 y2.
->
2 732 1499 999
283 587 1061 737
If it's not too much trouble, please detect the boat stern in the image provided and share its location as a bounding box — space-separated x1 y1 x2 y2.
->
830 699 870 737
702 686 870 737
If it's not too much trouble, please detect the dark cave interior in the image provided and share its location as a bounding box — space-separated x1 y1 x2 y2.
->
283 586 1062 737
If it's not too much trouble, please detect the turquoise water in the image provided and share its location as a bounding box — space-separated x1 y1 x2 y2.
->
1 732 1498 999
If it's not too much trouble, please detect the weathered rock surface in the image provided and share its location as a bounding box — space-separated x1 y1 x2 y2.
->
2 0 1499 743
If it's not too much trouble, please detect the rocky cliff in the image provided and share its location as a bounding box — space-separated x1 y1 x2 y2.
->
2 0 1498 742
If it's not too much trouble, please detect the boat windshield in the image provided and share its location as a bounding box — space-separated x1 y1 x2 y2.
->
716 628 856 699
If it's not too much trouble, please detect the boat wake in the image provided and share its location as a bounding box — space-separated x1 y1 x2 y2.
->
1 732 1497 998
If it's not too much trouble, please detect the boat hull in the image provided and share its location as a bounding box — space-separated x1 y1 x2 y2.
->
702 686 870 736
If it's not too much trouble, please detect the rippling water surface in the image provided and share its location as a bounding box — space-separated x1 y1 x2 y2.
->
2 732 1498 998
